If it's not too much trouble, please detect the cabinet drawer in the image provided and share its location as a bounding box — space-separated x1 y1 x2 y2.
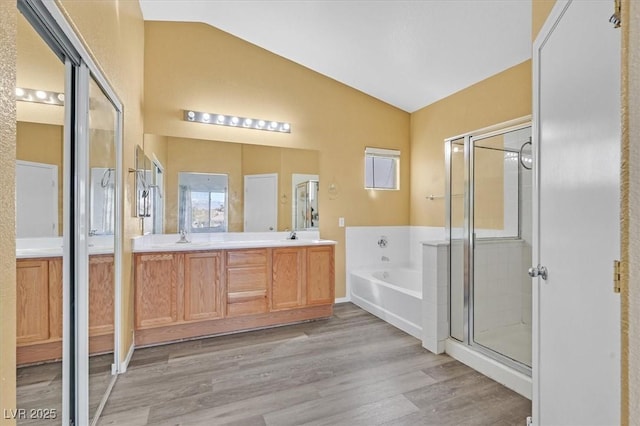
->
227 290 268 317
227 266 267 293
226 249 267 267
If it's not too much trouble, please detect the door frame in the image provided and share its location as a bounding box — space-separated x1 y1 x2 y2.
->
532 0 621 423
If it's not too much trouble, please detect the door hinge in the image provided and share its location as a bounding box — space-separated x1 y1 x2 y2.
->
613 260 622 293
610 0 621 28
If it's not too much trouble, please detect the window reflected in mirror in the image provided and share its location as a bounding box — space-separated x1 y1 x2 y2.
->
178 172 228 233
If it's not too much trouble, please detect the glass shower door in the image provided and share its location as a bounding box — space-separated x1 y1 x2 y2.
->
471 127 532 368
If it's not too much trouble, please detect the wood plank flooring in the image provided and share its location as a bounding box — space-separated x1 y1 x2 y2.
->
98 303 531 425
16 352 114 425
16 303 531 425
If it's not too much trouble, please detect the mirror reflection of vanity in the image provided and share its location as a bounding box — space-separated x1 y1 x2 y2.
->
139 134 321 234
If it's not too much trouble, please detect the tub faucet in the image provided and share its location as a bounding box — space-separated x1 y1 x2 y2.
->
381 256 390 262
177 229 190 244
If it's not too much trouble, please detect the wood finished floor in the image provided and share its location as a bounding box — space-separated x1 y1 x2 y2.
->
96 303 530 425
16 352 114 425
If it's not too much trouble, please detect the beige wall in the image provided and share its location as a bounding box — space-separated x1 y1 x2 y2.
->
144 21 411 298
409 60 532 227
57 0 145 362
143 134 168 172
0 2 16 424
532 0 557 41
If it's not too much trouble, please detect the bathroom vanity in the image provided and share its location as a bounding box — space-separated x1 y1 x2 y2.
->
132 234 335 346
16 245 115 365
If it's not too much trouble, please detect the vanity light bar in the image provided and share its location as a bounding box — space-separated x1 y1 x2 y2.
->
15 87 65 106
183 110 291 133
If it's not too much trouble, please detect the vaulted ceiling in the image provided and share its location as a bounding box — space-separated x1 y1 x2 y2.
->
139 1 532 112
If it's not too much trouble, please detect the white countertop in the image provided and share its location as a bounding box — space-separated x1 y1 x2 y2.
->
132 231 335 253
16 236 115 259
15 233 336 259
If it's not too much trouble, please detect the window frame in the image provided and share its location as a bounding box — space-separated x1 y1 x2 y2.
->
364 147 400 190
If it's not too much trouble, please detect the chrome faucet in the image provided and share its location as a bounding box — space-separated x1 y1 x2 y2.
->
288 230 297 240
177 229 190 244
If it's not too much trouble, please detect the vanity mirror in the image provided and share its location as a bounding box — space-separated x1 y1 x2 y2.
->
142 134 320 233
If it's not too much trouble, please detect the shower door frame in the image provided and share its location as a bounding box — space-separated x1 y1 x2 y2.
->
445 116 532 376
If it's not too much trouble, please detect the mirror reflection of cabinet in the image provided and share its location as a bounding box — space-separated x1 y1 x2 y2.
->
295 180 319 230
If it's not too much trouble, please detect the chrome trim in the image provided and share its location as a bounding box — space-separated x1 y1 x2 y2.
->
444 140 452 338
76 62 91 426
465 135 472 346
61 57 73 426
446 116 534 377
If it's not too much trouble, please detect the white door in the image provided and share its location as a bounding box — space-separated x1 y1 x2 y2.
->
244 173 278 232
16 160 58 238
533 1 620 425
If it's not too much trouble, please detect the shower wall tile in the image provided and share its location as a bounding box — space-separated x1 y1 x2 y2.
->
345 226 445 300
474 239 529 333
345 226 409 270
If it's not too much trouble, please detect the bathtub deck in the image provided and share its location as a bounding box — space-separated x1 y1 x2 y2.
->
18 303 531 425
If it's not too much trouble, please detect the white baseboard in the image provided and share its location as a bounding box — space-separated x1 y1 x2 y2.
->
335 296 351 304
119 342 135 373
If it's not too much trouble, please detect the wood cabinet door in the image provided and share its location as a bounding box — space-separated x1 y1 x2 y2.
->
48 258 63 340
184 251 224 321
135 253 182 328
271 247 305 310
16 260 50 344
306 246 335 305
89 255 115 336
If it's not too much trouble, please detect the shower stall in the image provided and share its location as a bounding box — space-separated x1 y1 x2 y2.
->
446 118 533 375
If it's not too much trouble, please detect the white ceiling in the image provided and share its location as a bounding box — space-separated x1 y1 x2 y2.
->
139 0 532 113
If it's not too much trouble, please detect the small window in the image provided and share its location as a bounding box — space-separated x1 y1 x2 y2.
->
364 147 400 190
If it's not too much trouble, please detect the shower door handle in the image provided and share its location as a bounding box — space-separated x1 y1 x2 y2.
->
528 264 548 280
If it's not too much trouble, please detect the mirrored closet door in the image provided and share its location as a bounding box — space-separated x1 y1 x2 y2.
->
16 1 123 424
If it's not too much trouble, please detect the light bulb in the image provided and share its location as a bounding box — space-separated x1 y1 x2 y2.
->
187 111 195 120
281 123 290 131
57 93 65 103
202 113 210 122
15 87 24 97
269 121 278 130
257 120 265 129
230 117 239 126
217 115 225 124
35 90 47 100
243 118 253 127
